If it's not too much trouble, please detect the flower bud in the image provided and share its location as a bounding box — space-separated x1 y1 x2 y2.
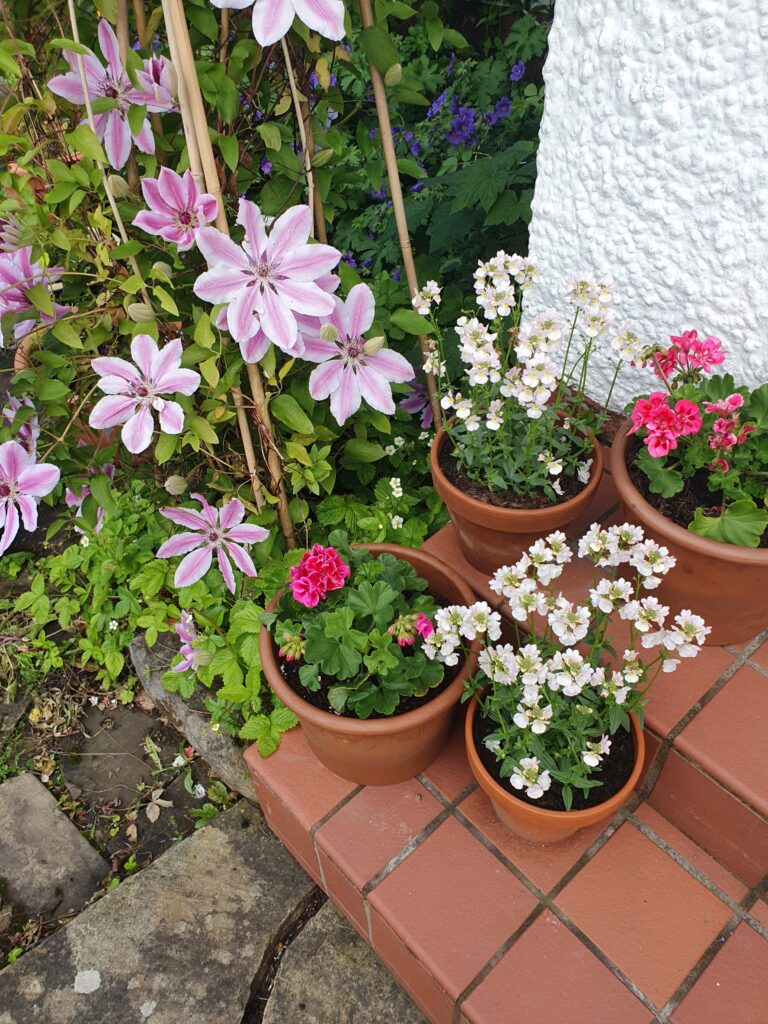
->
107 175 134 200
127 302 156 323
320 323 339 343
152 261 174 279
363 336 386 356
384 63 403 87
164 475 188 496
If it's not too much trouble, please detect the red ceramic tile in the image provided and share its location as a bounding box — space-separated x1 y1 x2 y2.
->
675 665 768 817
419 712 475 802
632 803 748 903
423 525 506 610
749 900 768 930
251 775 322 884
671 922 768 1024
315 780 441 890
566 470 620 539
643 728 663 779
369 818 538 1008
747 638 768 670
643 647 734 736
556 822 733 1006
460 910 649 1024
316 848 370 938
244 726 357 831
648 747 768 886
457 787 608 894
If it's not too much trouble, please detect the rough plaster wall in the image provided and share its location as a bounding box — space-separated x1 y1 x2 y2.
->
526 0 768 408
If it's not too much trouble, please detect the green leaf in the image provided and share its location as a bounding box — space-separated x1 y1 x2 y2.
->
24 284 53 316
689 500 768 548
217 134 239 171
187 5 219 40
34 378 70 402
89 472 117 515
343 438 386 463
188 415 218 445
271 394 314 434
635 447 685 498
127 104 147 135
105 650 125 678
390 308 434 335
425 17 443 51
48 36 91 56
209 645 244 687
396 158 426 178
359 25 400 73
154 285 178 315
155 432 178 464
347 581 397 628
256 123 281 151
65 124 106 164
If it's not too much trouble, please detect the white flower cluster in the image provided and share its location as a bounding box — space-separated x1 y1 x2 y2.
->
510 756 551 800
500 310 563 419
424 601 502 666
412 280 441 315
566 274 614 340
611 322 645 362
474 251 539 320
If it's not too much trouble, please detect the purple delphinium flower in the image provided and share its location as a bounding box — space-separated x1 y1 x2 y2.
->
302 284 414 425
446 106 476 147
88 335 201 454
410 182 425 193
194 199 340 357
48 20 173 169
392 268 401 281
486 96 512 127
2 396 39 457
0 441 60 556
0 247 69 347
157 493 269 593
368 127 377 138
370 186 388 202
133 168 218 252
399 381 434 430
341 253 357 268
426 91 447 119
209 0 345 47
509 60 526 82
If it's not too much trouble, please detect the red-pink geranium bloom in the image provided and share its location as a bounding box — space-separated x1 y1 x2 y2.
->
194 200 340 356
88 335 201 454
133 168 218 252
302 284 414 426
0 247 69 347
157 493 268 593
673 399 702 436
289 544 350 607
704 393 744 414
0 441 60 556
48 20 175 169
670 330 725 374
416 613 434 639
628 391 669 434
210 0 345 47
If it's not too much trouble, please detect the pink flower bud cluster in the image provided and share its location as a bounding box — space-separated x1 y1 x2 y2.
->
649 329 725 383
289 544 350 608
702 393 754 472
628 392 702 457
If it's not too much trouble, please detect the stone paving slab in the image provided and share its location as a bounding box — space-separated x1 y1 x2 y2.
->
130 636 253 800
263 901 426 1024
0 801 315 1024
0 774 109 920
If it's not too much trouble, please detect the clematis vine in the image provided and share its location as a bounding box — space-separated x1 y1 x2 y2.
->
194 199 340 357
88 335 201 454
157 494 269 593
302 283 414 425
0 441 60 556
48 20 176 169
133 168 218 251
209 0 345 47
0 247 68 347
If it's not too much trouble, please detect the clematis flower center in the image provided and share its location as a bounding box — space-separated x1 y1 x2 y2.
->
251 256 279 286
130 378 155 404
0 480 15 500
343 336 365 362
177 210 194 226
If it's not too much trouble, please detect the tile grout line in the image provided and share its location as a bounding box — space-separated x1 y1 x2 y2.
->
308 785 364 839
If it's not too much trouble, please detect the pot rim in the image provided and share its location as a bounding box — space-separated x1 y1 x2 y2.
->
465 695 644 823
613 419 768 565
260 542 480 736
429 424 604 524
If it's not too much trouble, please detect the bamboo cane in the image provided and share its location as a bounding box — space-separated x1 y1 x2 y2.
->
301 99 328 245
116 0 140 190
357 0 441 430
163 0 295 545
280 37 317 239
160 0 204 187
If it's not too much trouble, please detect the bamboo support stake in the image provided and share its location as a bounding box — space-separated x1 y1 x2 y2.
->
219 8 229 62
160 0 204 187
116 0 140 190
280 37 317 238
163 0 295 545
301 99 328 244
357 0 441 430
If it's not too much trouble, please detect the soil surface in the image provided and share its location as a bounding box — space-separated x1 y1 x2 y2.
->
626 437 768 550
472 709 636 813
438 444 586 510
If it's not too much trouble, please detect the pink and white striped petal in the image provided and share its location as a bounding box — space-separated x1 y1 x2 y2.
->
330 368 361 425
357 364 397 415
16 463 60 497
219 498 245 532
121 405 155 454
216 547 237 593
279 243 341 283
89 394 137 430
174 545 213 589
157 400 185 435
344 283 376 338
156 532 205 558
226 523 269 544
294 0 345 40
225 541 258 578
251 0 296 46
0 503 19 556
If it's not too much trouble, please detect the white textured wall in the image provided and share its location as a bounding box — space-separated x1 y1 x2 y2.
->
527 0 768 408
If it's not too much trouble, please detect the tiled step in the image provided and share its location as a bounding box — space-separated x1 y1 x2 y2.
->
245 723 768 1023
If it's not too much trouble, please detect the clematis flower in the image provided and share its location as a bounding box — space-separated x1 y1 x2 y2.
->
133 168 218 251
135 54 177 111
2 395 39 456
89 335 201 454
194 199 340 356
48 20 175 169
0 247 68 347
157 493 269 593
399 380 433 429
0 441 60 555
209 0 345 47
172 610 203 673
302 284 414 425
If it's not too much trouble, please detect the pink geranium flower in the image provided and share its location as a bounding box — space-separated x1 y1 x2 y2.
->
302 284 414 425
133 168 218 252
195 200 340 356
157 493 268 593
0 247 68 347
673 399 702 436
210 0 345 47
289 544 350 607
0 441 60 555
88 335 201 454
48 20 175 169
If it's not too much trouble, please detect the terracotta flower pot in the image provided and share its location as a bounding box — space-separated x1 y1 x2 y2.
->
259 543 480 786
465 697 645 844
429 428 605 575
612 419 768 645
